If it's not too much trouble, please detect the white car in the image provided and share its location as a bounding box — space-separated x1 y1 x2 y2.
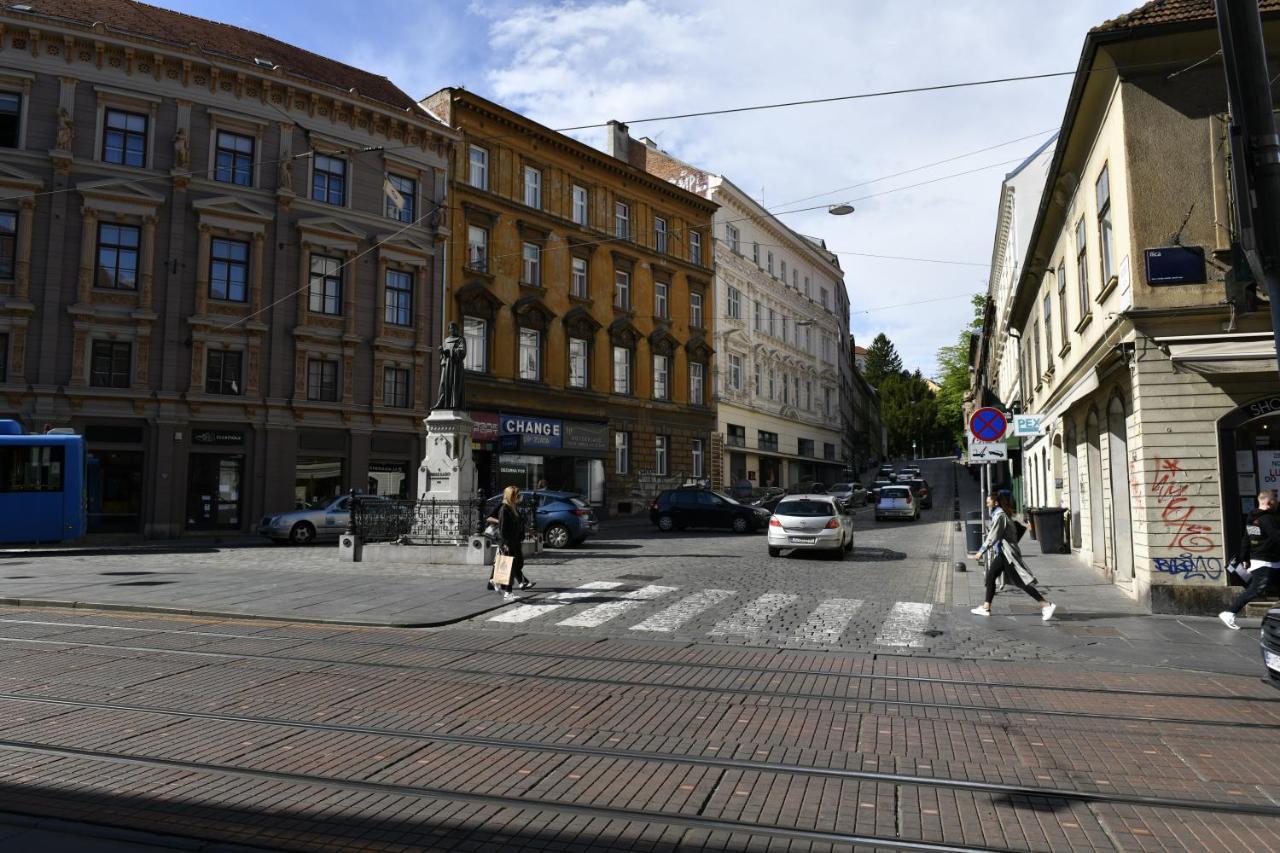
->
767 494 855 558
875 484 919 521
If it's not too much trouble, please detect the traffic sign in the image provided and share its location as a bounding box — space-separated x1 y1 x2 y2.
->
967 439 1008 462
1012 414 1045 437
968 407 1007 442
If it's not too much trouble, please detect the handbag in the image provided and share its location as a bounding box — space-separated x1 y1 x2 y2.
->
492 553 515 586
1012 519 1028 542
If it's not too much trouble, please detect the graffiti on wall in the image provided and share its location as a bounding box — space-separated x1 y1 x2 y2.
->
1152 553 1223 581
1150 456 1215 554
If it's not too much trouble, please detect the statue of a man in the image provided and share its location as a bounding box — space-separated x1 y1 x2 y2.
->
433 321 467 410
173 127 190 169
56 107 74 151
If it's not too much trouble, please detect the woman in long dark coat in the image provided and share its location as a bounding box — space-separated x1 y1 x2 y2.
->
494 485 532 599
969 493 1057 620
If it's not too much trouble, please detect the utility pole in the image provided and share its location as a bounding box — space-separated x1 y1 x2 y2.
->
1216 0 1280 378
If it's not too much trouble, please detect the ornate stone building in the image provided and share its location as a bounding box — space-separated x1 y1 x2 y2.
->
0 1 455 536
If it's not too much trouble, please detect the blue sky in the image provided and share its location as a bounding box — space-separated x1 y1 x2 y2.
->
158 0 1137 375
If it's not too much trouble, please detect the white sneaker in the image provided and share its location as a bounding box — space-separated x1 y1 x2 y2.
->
502 592 517 601
1218 611 1240 630
970 606 990 617
1041 603 1057 622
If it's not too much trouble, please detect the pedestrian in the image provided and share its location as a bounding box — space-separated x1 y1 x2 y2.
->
1218 489 1280 630
488 484 533 599
536 478 547 491
969 493 1057 620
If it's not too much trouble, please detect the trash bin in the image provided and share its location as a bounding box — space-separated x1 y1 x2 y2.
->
964 509 984 553
1029 507 1068 554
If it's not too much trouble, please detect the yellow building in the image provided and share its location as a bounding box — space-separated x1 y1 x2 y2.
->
421 90 718 514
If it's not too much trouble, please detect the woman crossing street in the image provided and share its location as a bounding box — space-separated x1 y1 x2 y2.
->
968 493 1057 621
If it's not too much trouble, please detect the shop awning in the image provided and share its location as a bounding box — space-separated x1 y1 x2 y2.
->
1157 332 1277 375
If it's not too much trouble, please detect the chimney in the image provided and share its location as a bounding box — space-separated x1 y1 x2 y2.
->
606 120 631 161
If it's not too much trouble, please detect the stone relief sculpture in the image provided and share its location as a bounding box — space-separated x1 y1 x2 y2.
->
172 127 190 169
278 148 293 191
433 321 467 411
55 107 74 150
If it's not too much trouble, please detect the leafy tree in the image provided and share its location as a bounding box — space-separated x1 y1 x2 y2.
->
933 294 986 445
862 333 903 386
880 371 949 457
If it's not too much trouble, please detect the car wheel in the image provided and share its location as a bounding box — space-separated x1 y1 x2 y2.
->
845 536 854 552
768 546 781 558
544 523 572 549
288 522 316 545
731 516 750 534
657 514 676 532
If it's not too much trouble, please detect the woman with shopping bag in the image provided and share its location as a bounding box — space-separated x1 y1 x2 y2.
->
489 485 533 600
968 493 1057 620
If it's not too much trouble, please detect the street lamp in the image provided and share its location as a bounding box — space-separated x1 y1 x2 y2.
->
827 203 855 216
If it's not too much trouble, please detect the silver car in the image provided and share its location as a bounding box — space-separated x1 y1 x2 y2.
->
258 495 386 545
767 495 854 558
829 481 869 508
875 485 919 522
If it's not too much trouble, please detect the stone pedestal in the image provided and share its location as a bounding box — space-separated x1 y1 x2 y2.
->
419 409 476 500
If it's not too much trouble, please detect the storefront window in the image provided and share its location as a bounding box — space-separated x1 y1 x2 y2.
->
295 457 343 509
87 449 144 533
187 454 242 529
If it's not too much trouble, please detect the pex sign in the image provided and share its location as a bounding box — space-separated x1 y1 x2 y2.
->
1012 414 1045 437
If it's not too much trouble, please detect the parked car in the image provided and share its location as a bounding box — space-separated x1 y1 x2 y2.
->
767 495 854 558
787 481 828 494
870 478 894 499
651 489 770 533
1262 607 1280 689
905 478 933 509
829 482 870 507
258 494 387 545
482 490 598 548
875 485 919 522
895 467 920 482
877 464 895 479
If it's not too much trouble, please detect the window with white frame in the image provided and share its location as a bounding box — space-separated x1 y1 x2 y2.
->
726 223 740 254
780 259 787 282
653 353 669 400
311 154 346 206
571 256 589 298
767 251 774 275
819 286 829 308
519 328 541 381
1096 164 1114 286
306 358 339 402
468 145 488 190
463 316 487 372
1057 260 1069 343
654 281 669 319
612 345 631 394
728 353 742 390
654 435 668 476
691 438 704 478
754 362 762 395
615 430 629 474
523 166 542 208
689 230 701 264
382 366 410 408
614 269 631 309
572 184 588 226
690 290 703 328
568 338 588 388
467 225 487 270
1075 216 1089 318
689 362 704 405
754 300 762 332
768 367 776 400
384 173 416 223
615 201 630 239
752 242 760 266
1043 292 1054 370
521 242 541 286
654 217 667 253
384 268 413 327
803 275 810 297
102 108 147 167
792 269 798 289
308 254 342 315
726 286 741 319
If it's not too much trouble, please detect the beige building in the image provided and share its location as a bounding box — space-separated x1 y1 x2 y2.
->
0 1 454 537
975 0 1280 613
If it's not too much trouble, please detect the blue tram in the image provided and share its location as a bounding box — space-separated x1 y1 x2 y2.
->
0 420 88 544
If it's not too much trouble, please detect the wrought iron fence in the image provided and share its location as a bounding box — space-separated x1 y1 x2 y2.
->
350 497 486 545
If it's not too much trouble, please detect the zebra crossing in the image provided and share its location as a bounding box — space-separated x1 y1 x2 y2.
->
484 582 935 647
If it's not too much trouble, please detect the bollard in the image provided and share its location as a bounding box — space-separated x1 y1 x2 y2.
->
954 561 967 572
338 532 363 563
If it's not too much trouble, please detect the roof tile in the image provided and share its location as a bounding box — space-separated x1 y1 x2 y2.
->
1094 0 1280 33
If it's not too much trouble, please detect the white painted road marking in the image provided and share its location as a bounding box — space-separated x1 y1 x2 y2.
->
874 602 933 647
790 598 863 644
557 584 678 627
708 592 798 639
630 589 737 632
488 581 625 624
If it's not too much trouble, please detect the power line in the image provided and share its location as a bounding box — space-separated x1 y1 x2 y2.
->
852 293 974 315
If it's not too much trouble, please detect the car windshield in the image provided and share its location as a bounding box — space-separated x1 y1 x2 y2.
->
882 487 911 499
831 483 852 491
775 499 834 517
305 497 334 510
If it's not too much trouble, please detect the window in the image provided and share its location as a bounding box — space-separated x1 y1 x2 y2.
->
798 438 814 458
209 238 249 302
469 145 489 190
571 257 589 298
385 173 416 223
614 269 631 309
653 353 669 400
306 359 339 402
727 424 746 447
383 366 410 408
754 300 763 332
0 92 18 148
757 430 778 452
690 291 704 328
766 252 774 275
308 254 342 315
612 346 631 394
0 211 14 279
615 201 630 239
752 242 760 266
655 217 668 253
205 349 242 395
781 316 789 344
1043 292 1054 369
1096 164 1114 286
654 281 669 318
803 275 810 297
103 108 147 167
689 230 701 264
521 242 541 286
467 225 488 270
568 338 588 388
214 130 254 186
572 184 588 226
519 328 541 381
385 268 413 326
655 435 668 476
311 154 346 206
754 362 762 395
615 430 629 474
1075 217 1089 319
824 443 836 461
691 438 704 478
819 287 829 309
0 445 64 492
726 286 741 319
96 223 140 290
1032 320 1042 377
780 259 787 282
768 368 776 400
1057 261 1069 343
792 270 799 288
523 166 542 208
463 316 487 372
90 341 131 388
0 332 6 382
804 379 812 409
689 362 704 405
728 353 742 390
768 307 776 337
782 373 790 405
726 223 740 253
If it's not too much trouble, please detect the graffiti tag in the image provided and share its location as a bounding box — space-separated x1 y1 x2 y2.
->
1150 457 1215 553
1152 553 1224 582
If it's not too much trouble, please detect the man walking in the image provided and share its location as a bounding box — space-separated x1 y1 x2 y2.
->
1219 490 1280 630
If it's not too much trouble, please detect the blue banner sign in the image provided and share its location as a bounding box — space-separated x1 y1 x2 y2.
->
500 414 563 450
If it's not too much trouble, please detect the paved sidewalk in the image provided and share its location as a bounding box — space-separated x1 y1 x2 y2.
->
946 462 1264 675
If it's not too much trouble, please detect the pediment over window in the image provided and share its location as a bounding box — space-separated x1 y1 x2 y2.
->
512 295 555 332
648 327 680 356
193 195 273 234
0 162 42 193
376 233 435 266
298 217 367 252
456 281 503 321
562 305 602 339
685 335 714 359
608 317 642 347
78 179 164 216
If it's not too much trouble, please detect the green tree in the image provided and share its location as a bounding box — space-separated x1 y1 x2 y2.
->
933 294 986 445
880 371 948 457
862 333 904 386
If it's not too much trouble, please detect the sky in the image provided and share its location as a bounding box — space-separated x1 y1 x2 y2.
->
161 0 1138 376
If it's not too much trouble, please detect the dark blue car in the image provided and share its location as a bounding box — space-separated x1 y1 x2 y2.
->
483 490 599 548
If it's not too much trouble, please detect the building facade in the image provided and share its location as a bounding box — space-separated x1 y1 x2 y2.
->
638 143 851 493
0 1 454 537
976 0 1280 613
420 92 718 514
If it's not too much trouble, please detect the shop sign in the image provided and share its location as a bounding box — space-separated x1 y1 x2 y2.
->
500 414 562 450
563 421 609 452
1248 395 1280 418
192 429 244 445
369 461 407 474
1144 245 1206 285
470 411 500 441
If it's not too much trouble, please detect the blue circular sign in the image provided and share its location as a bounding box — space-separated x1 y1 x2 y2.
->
969 407 1007 442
